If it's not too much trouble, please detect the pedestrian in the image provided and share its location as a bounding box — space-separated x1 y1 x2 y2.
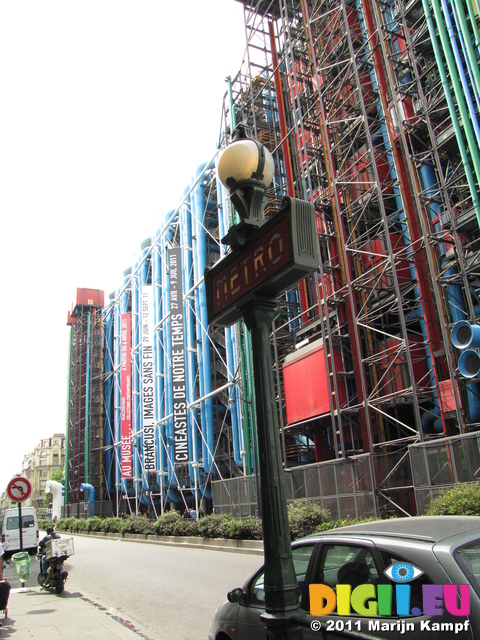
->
182 508 191 519
0 541 4 583
198 508 205 518
0 541 10 626
190 508 197 519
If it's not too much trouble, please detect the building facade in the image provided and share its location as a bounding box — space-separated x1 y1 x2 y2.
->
17 434 66 511
65 0 480 519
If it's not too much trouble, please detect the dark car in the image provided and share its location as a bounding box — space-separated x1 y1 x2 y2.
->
209 516 480 640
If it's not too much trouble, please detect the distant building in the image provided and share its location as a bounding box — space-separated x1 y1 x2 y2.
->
19 434 66 511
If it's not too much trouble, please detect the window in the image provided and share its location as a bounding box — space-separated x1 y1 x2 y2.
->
378 550 433 614
455 539 480 598
7 515 35 530
315 544 380 590
249 544 315 606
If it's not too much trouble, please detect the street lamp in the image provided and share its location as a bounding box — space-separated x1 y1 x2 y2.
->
217 126 276 253
210 126 319 639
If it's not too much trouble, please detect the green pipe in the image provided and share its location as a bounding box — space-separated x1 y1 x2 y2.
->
64 335 72 507
424 0 480 225
226 74 258 476
240 333 253 475
453 0 480 104
245 325 259 475
227 75 237 129
85 312 91 484
465 0 480 52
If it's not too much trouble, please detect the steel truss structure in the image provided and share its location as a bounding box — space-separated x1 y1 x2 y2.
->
66 0 480 518
215 0 480 515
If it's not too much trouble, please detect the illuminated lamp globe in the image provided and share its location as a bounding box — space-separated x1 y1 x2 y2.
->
217 139 275 190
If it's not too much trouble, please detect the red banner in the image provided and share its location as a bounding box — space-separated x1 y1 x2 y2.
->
120 313 133 478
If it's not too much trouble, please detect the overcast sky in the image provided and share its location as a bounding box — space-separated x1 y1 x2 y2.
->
0 1 246 494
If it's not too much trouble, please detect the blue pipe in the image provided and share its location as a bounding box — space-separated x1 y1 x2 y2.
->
440 0 480 151
161 223 176 484
420 164 480 422
136 248 151 493
80 482 95 517
193 162 215 474
181 189 202 483
215 172 243 467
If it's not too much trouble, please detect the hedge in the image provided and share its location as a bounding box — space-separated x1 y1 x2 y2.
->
426 483 480 516
52 499 332 540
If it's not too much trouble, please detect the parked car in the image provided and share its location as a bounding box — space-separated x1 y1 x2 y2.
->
209 516 480 640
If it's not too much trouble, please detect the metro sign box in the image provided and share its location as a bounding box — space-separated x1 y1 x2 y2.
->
206 197 320 327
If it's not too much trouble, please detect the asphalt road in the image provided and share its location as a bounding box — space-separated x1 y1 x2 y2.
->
57 534 262 640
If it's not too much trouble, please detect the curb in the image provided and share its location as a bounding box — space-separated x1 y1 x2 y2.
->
67 531 264 555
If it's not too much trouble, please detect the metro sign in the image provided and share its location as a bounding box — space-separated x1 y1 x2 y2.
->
205 196 319 327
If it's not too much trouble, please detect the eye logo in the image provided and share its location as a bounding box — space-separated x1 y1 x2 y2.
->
384 562 424 583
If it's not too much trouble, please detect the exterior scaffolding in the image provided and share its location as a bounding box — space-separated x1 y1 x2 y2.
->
72 0 480 518
101 160 252 516
211 0 480 516
65 288 111 517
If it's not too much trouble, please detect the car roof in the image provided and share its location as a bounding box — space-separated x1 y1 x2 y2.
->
303 516 480 544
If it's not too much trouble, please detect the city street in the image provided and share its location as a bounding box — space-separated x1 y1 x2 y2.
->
21 534 261 640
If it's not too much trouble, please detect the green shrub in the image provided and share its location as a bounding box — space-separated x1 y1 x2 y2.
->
55 517 74 532
122 515 154 534
197 513 234 538
228 517 263 540
172 518 199 537
426 483 480 516
103 517 126 534
86 516 104 532
288 499 331 540
75 518 89 532
153 511 181 536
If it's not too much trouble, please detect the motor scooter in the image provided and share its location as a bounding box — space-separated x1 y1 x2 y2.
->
37 552 69 593
37 535 74 594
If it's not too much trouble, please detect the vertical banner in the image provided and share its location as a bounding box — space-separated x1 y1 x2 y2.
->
120 313 133 478
168 247 188 463
142 285 156 471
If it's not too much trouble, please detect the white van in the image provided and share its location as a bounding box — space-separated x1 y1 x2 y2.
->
1 507 39 554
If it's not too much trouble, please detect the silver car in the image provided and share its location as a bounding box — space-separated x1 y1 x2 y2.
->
209 516 480 640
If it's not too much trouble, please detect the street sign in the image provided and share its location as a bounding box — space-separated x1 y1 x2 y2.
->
205 196 319 327
7 477 32 503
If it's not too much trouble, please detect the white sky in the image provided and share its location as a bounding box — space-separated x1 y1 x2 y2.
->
0 0 246 494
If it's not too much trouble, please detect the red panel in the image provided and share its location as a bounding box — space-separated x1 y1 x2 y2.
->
283 341 342 424
76 288 104 308
439 379 458 413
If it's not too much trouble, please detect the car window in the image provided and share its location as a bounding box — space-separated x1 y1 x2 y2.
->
6 515 35 529
455 539 480 598
314 544 380 590
249 544 315 607
306 544 381 616
378 550 433 614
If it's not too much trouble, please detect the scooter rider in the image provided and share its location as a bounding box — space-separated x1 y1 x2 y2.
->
38 526 60 575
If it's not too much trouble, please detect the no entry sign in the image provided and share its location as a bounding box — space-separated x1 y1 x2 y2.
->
7 477 32 503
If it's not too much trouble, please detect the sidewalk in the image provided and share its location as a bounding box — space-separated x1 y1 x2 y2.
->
1 588 149 640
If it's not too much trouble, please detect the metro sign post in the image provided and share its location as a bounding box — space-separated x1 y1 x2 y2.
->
7 476 32 551
205 129 319 640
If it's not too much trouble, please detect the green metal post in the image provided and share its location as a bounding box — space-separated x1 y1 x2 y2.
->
242 298 301 640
